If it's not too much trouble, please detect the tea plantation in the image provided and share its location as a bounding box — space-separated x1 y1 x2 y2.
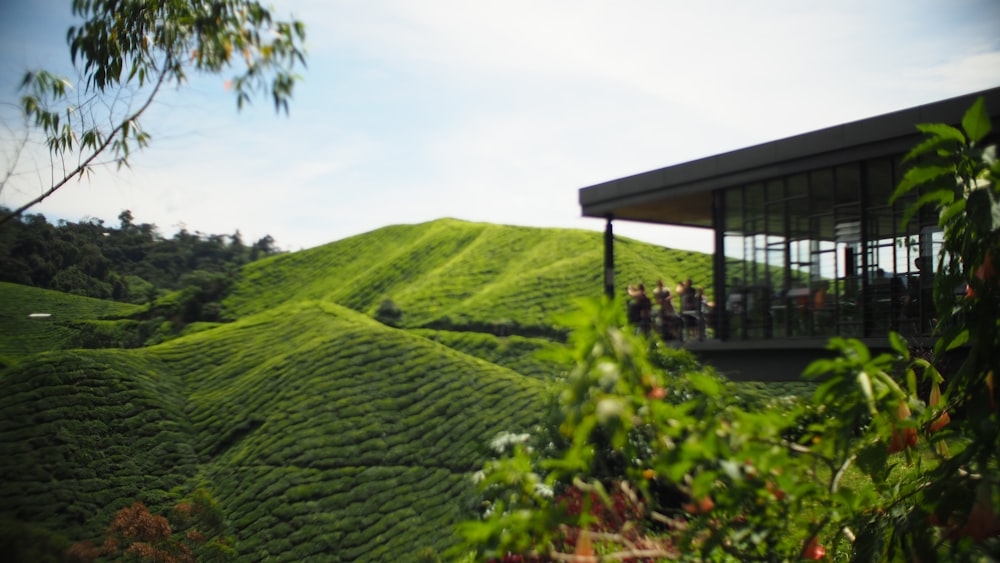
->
224 218 714 333
0 283 143 365
0 218 715 561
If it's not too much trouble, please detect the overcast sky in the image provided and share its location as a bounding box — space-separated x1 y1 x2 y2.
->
1 1 999 253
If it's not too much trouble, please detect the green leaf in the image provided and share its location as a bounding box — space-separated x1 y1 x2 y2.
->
856 441 891 483
962 96 991 143
915 122 966 144
847 338 872 364
803 358 835 380
887 331 909 360
939 199 967 227
857 371 877 415
944 329 970 351
966 188 1000 234
891 165 954 203
813 375 843 403
911 358 943 385
902 125 964 163
689 372 721 397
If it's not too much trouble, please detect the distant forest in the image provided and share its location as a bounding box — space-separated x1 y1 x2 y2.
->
0 208 282 304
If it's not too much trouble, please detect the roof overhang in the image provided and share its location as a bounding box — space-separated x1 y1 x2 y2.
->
579 87 1000 228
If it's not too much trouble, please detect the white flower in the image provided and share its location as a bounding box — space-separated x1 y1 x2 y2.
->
489 431 531 453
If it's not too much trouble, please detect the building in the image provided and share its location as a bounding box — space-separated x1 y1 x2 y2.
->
579 87 1000 380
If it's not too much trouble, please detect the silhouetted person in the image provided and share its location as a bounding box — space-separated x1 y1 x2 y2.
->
628 284 653 337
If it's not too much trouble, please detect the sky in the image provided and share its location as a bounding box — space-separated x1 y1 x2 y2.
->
1 1 999 254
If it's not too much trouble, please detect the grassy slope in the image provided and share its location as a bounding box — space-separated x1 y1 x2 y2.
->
0 218 715 560
225 218 715 333
0 282 142 363
158 301 548 560
0 300 548 560
0 349 198 540
412 329 568 381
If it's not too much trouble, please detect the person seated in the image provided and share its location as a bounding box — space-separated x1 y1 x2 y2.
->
726 278 746 316
657 288 680 340
678 279 702 340
653 279 670 305
627 284 653 337
812 280 833 334
626 285 642 325
813 280 829 310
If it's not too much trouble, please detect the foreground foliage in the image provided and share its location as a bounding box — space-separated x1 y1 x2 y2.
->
455 100 1000 561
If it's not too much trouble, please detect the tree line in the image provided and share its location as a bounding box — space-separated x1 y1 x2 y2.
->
0 208 281 304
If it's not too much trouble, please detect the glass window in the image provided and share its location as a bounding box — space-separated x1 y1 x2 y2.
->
712 155 944 342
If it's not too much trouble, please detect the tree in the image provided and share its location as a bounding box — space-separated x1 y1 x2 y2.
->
0 0 307 226
66 489 235 563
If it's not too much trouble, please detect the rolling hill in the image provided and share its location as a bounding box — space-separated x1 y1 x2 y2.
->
0 218 715 561
223 218 713 334
0 283 143 366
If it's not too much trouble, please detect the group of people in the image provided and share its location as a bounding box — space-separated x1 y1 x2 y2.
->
626 278 710 341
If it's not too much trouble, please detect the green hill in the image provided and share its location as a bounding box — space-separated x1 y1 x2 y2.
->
0 302 549 560
224 218 713 334
0 282 144 365
0 218 714 560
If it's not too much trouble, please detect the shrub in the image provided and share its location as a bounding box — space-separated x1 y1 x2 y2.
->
374 298 403 327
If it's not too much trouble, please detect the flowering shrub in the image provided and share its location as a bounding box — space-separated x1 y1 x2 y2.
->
67 489 236 562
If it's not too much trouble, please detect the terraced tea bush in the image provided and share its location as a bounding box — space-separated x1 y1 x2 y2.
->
0 282 142 360
224 219 711 337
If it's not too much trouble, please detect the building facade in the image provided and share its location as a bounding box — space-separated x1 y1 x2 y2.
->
579 87 1000 379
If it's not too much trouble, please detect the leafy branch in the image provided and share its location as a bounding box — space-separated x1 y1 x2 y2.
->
0 0 307 226
1 64 167 226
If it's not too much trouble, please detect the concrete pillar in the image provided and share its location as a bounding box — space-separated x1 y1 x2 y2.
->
604 215 614 299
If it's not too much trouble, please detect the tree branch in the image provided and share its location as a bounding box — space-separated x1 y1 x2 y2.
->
0 60 171 227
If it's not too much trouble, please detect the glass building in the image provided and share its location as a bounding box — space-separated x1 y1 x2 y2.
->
579 87 1000 379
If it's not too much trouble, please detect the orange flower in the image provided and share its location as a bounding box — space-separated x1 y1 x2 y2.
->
682 496 714 515
928 381 950 432
987 371 996 412
888 400 918 453
952 483 1000 542
966 250 998 298
574 531 597 563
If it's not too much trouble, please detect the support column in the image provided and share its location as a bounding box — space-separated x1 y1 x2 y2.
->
712 191 728 340
858 164 872 338
604 215 615 299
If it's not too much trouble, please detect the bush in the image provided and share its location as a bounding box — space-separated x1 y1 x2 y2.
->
66 320 146 349
374 298 403 327
0 519 71 563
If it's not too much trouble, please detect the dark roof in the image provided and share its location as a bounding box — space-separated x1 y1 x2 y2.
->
579 86 1000 228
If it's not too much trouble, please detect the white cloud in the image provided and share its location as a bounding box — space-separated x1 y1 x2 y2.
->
2 0 1000 254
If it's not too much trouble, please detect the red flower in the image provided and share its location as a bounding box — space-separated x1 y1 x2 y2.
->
800 535 826 560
